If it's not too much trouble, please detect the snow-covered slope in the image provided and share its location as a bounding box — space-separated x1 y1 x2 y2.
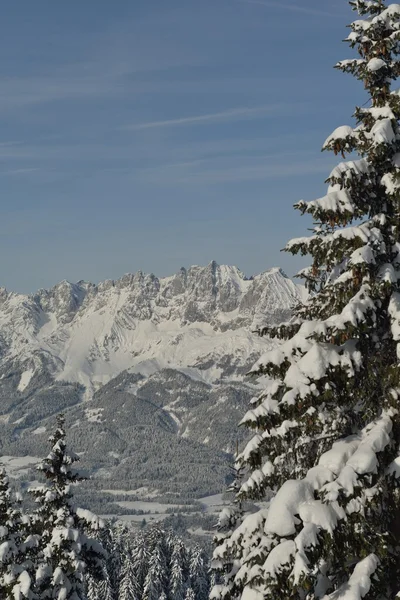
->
0 262 303 500
0 262 301 397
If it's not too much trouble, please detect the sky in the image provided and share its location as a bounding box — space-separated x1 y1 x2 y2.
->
1 0 363 293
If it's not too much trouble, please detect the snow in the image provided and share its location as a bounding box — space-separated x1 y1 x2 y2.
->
33 426 46 435
286 222 383 255
242 587 264 600
389 292 400 340
361 106 395 119
265 480 313 537
322 555 379 600
115 500 182 512
320 412 394 500
0 263 303 403
369 119 395 145
0 456 41 479
347 415 392 474
84 408 104 423
329 159 369 181
17 368 34 392
367 57 386 71
12 571 32 600
319 438 360 475
102 487 160 497
388 456 400 478
382 172 399 195
263 540 295 577
324 126 354 147
297 190 355 215
199 493 226 514
264 478 344 543
350 245 375 265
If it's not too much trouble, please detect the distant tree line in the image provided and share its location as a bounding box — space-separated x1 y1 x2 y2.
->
89 522 210 600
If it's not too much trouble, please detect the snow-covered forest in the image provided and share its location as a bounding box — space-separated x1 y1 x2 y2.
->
87 523 210 600
0 415 211 599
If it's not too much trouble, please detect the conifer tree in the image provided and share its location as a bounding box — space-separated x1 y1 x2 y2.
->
142 539 167 600
86 527 114 600
211 461 243 600
169 538 188 600
189 545 209 600
215 2 400 598
30 414 105 599
95 567 114 600
131 530 150 593
119 553 140 600
0 468 35 599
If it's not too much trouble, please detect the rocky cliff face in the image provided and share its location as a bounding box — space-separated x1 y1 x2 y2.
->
0 263 303 500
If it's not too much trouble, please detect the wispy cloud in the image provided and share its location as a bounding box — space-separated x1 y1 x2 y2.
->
134 152 335 185
0 141 24 148
0 75 116 110
0 167 40 176
235 0 342 18
125 104 298 131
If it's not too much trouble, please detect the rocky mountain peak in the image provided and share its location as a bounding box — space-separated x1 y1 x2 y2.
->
0 263 304 395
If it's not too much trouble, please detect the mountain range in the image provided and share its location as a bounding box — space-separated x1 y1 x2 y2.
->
0 262 303 508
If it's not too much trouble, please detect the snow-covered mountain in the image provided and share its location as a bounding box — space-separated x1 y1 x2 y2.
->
0 262 303 502
0 261 301 396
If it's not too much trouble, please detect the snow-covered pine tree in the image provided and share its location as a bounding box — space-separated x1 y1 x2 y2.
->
94 566 114 600
0 468 35 599
211 460 244 600
216 2 400 598
108 521 127 597
85 526 114 600
119 553 140 600
169 537 188 600
30 414 105 599
130 530 150 594
142 525 168 600
189 545 209 600
142 537 168 600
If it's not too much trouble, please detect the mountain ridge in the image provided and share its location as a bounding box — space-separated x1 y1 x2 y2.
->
0 262 304 502
0 262 302 397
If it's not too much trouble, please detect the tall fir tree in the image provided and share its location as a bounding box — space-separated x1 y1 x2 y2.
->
169 537 188 600
142 539 167 600
119 554 140 600
213 2 400 598
189 545 209 600
30 414 105 599
131 530 150 593
94 566 114 600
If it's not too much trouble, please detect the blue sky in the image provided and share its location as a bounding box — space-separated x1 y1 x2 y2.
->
1 0 362 293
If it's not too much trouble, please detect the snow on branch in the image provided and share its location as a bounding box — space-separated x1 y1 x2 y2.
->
321 554 379 600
